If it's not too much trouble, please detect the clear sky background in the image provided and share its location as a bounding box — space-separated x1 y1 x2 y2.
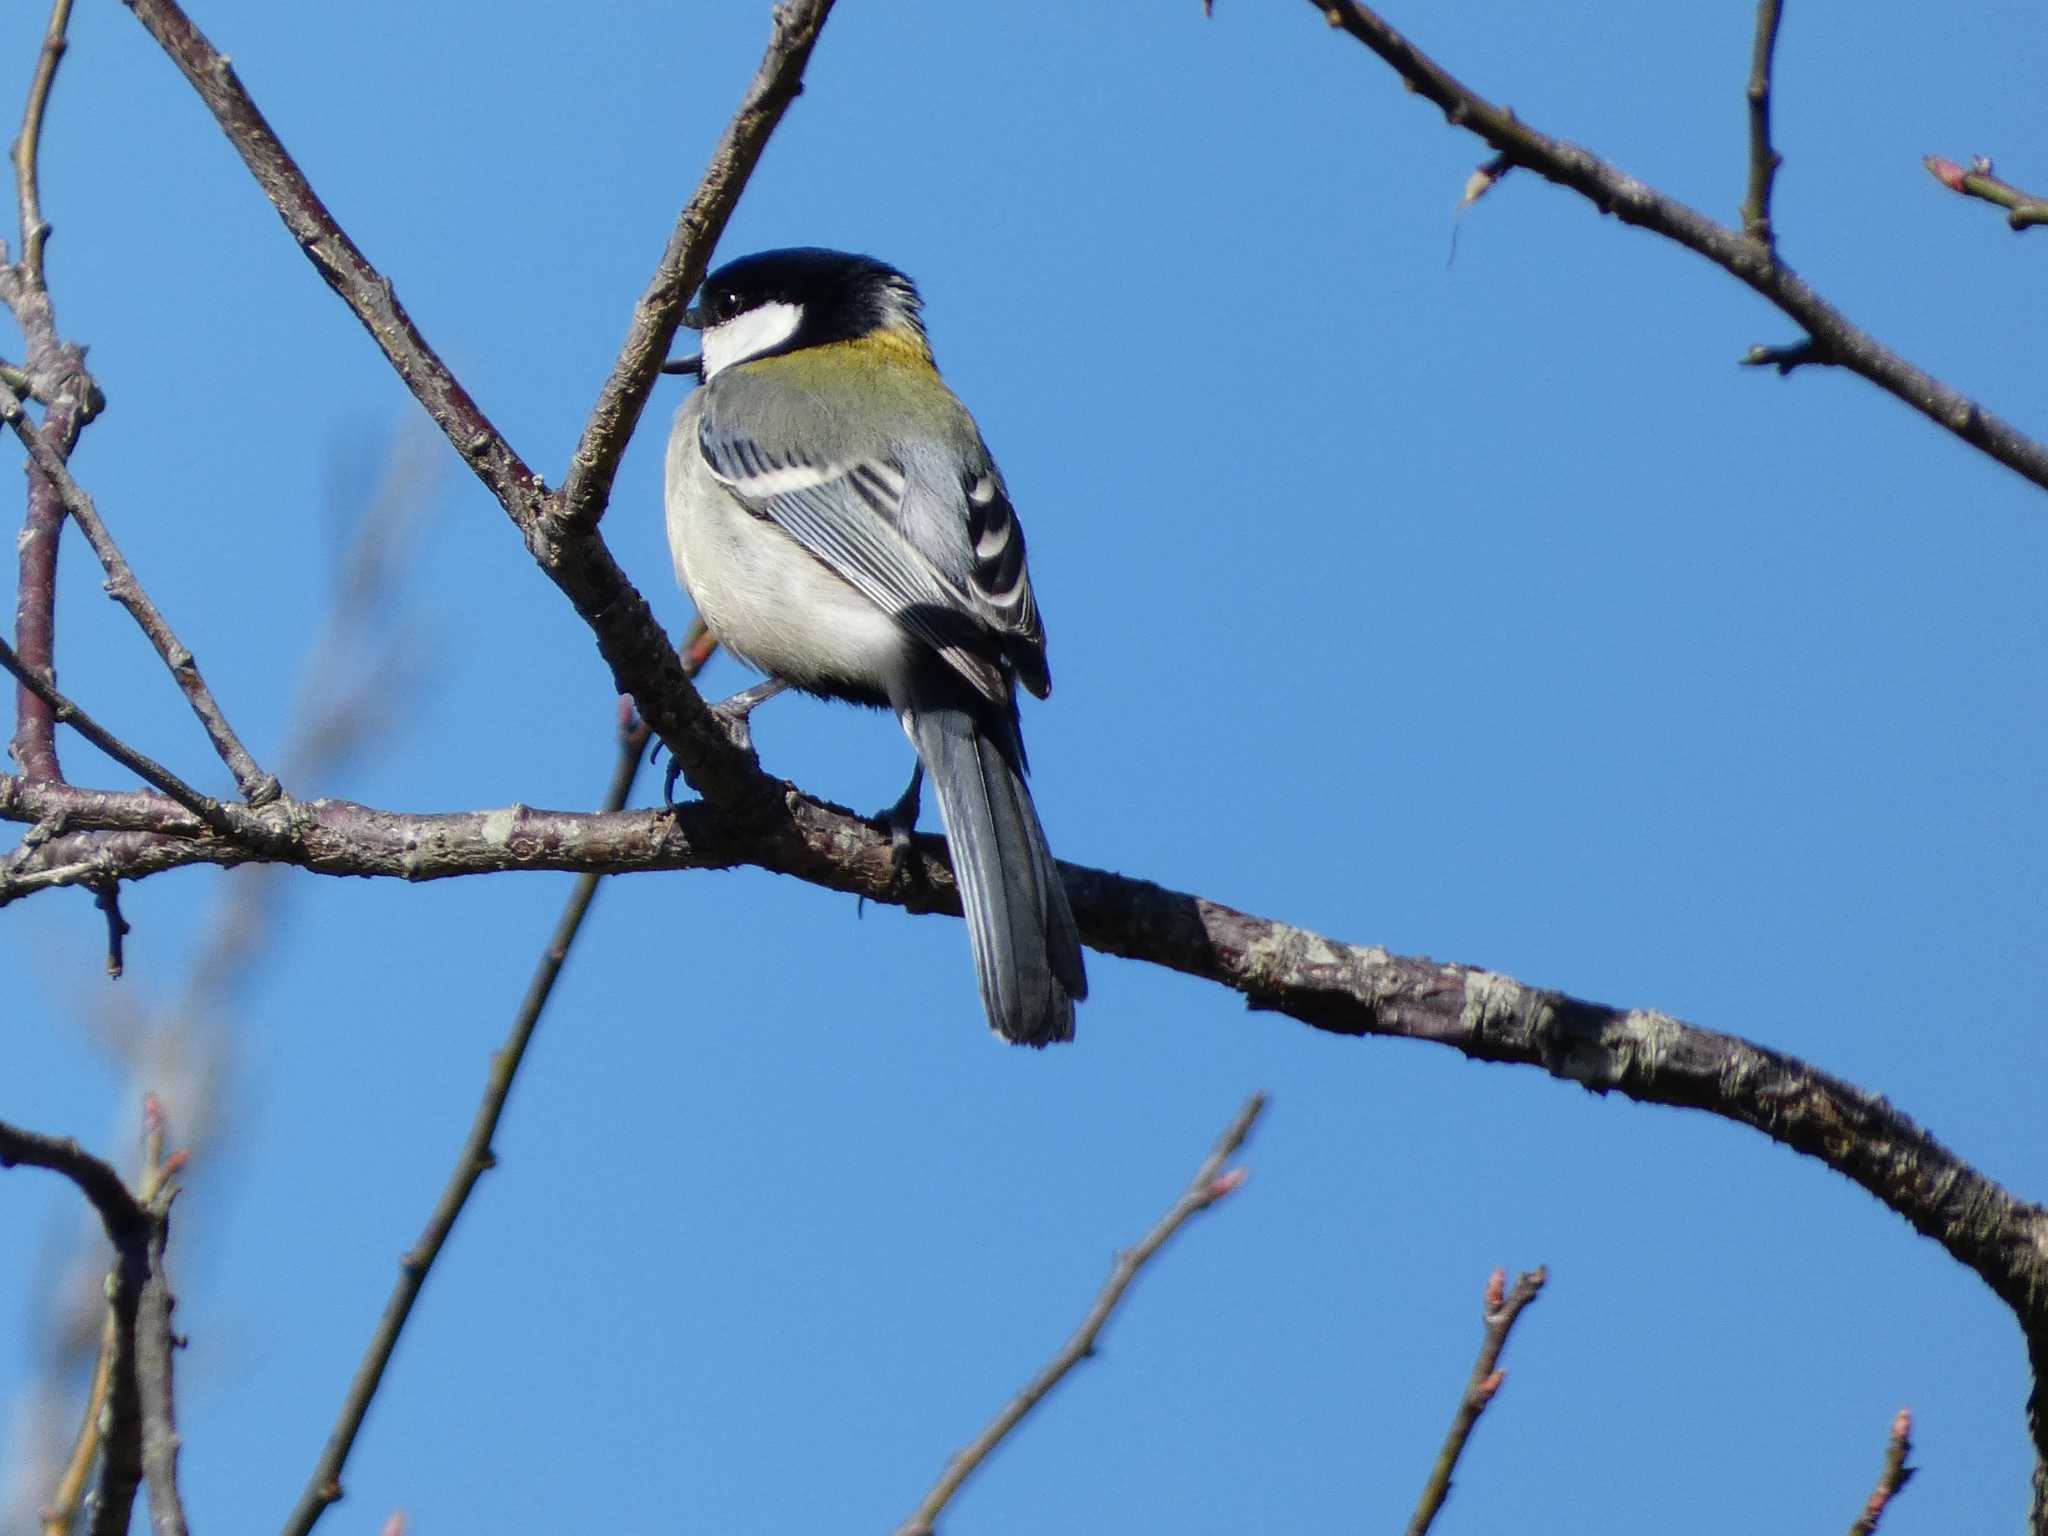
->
3 2 2046 1532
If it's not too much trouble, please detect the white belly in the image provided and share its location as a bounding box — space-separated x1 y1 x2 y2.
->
665 399 909 698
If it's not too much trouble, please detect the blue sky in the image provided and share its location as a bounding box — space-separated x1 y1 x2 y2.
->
4 1 2047 1531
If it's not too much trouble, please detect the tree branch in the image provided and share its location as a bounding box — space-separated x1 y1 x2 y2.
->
9 0 72 287
556 0 836 531
0 391 276 802
119 0 812 808
1923 155 2048 233
0 1119 152 1536
1304 1 2048 497
280 633 707 1536
4 0 93 790
0 630 234 832
1740 0 1784 248
1848 1408 1915 1535
1406 1267 1547 1536
5 765 2041 1399
895 1093 1266 1536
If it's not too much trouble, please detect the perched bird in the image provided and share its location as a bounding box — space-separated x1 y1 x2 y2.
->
663 247 1086 1046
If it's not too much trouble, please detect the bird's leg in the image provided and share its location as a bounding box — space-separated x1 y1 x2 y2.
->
662 678 790 805
877 760 924 887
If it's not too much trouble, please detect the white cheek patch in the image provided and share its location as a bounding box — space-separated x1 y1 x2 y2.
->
700 300 804 380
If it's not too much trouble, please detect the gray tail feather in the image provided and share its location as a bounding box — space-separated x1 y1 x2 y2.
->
905 700 1086 1046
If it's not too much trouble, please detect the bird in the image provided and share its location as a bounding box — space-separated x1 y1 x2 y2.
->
662 247 1087 1046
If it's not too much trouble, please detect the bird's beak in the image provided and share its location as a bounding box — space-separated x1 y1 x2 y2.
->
681 304 706 331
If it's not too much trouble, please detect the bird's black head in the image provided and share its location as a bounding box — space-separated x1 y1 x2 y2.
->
686 247 928 381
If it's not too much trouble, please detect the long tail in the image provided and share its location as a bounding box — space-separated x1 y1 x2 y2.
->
902 694 1086 1046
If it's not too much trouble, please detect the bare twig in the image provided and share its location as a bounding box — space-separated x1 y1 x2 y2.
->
1924 155 2048 233
134 1198 186 1536
895 1093 1267 1536
557 0 837 530
0 391 276 802
95 877 129 977
1740 338 1828 374
1305 0 2048 496
11 0 73 286
5 0 90 788
1740 0 1784 247
280 627 709 1536
1849 1408 1916 1535
0 629 231 831
1406 1266 1547 1536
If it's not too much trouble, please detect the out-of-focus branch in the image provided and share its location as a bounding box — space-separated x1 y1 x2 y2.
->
556 0 836 530
1740 0 1783 248
1923 155 2048 233
1302 1 2048 497
1849 1408 1916 1536
280 625 710 1536
1405 1266 1547 1536
39 1312 113 1536
895 1093 1267 1536
0 1116 159 1536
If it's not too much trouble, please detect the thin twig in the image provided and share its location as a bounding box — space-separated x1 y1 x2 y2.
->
0 629 231 831
895 1093 1268 1536
0 391 276 802
1740 0 1784 248
556 0 836 530
1923 155 2048 233
1740 338 1828 374
1405 1266 1547 1536
11 0 74 286
95 877 129 977
1306 0 2048 497
279 628 709 1536
1848 1408 1915 1535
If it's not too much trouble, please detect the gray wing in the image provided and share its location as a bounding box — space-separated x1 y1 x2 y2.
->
696 405 1050 701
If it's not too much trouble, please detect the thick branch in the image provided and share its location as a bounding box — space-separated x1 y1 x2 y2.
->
5 768 2041 1374
556 0 836 530
896 1094 1266 1536
1308 1 2048 496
